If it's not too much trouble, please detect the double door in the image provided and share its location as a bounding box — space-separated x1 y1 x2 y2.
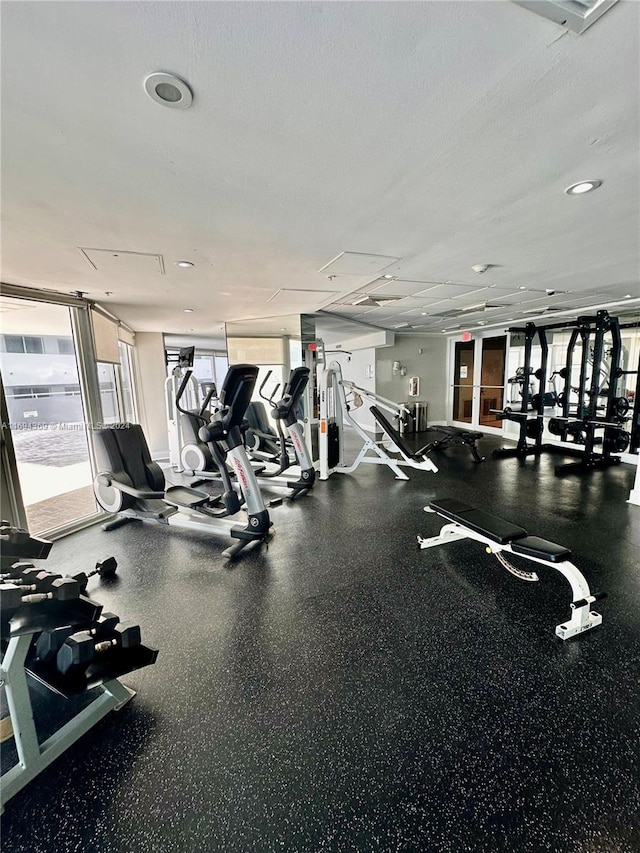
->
450 335 506 433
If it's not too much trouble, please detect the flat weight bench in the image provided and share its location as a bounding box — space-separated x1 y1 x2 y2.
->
417 497 605 640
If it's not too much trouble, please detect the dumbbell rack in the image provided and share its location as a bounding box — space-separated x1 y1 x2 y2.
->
0 599 156 813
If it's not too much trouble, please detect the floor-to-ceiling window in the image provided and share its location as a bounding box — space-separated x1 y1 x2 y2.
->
0 297 96 534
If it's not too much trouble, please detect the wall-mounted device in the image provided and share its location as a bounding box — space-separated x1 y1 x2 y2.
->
409 377 420 397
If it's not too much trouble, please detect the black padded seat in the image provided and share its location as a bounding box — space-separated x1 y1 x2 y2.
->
429 498 528 545
511 536 571 563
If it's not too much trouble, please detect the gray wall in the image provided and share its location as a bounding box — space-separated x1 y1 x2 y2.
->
375 335 448 423
134 332 169 459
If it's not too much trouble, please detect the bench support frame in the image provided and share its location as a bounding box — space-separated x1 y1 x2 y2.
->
418 508 603 640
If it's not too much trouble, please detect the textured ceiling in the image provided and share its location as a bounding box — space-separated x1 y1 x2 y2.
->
1 0 638 337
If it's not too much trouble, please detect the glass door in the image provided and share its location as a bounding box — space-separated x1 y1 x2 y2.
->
0 297 96 534
451 341 475 424
478 336 506 428
450 334 506 433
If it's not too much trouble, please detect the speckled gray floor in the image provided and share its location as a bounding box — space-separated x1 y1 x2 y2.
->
2 435 640 853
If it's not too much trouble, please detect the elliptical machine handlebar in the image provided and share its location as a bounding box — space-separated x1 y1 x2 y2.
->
258 370 281 407
175 369 206 423
200 384 218 417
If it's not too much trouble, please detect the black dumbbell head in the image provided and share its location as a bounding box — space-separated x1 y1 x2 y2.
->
93 612 120 636
51 577 81 601
36 625 77 663
114 623 142 648
57 632 94 674
96 557 117 578
0 583 23 613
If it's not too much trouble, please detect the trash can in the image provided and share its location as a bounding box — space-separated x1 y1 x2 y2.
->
411 401 428 432
399 404 414 434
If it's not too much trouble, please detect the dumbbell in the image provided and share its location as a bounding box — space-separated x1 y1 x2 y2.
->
0 577 81 617
57 622 142 675
71 557 118 593
0 569 62 591
36 611 120 663
0 562 36 582
0 522 53 560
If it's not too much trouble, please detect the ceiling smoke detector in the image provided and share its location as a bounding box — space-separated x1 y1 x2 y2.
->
144 72 193 110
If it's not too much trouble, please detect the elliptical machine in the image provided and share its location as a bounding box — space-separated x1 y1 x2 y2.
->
166 346 220 472
178 366 316 499
93 364 272 559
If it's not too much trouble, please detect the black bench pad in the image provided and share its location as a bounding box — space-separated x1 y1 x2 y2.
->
430 498 527 545
426 427 483 441
370 406 418 460
511 536 571 563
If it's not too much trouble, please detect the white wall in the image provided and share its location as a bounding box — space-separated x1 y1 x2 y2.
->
133 332 169 459
376 335 448 423
328 347 377 431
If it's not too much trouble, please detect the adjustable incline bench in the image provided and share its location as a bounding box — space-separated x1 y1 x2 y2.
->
418 426 485 463
417 498 605 640
368 406 439 479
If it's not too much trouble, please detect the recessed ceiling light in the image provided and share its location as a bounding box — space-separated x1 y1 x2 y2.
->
144 72 193 110
519 286 527 290
625 294 632 299
383 274 395 279
565 180 602 195
477 320 488 326
421 312 427 316
183 308 194 313
175 261 194 268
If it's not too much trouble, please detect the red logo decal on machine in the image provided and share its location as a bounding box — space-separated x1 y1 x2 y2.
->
232 458 249 489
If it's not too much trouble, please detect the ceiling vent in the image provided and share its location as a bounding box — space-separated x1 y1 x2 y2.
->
318 252 401 276
461 302 506 313
78 248 165 275
512 0 619 34
352 294 404 308
429 309 464 319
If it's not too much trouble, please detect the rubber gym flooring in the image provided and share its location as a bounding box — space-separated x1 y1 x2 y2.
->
2 434 639 853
